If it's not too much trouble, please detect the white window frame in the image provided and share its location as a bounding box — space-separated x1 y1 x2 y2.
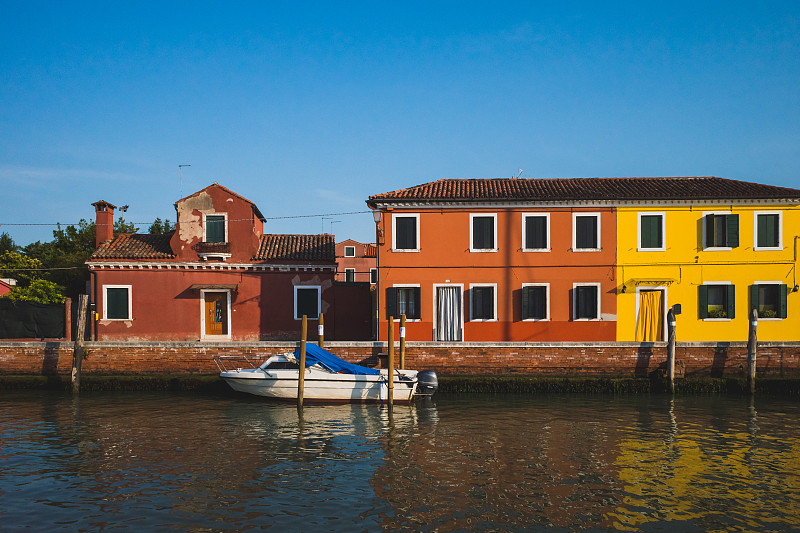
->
469 213 498 253
753 281 784 321
702 211 732 251
200 289 232 341
522 213 550 252
701 281 733 322
572 213 601 252
344 268 356 283
392 283 421 322
469 283 497 321
294 285 321 321
102 285 132 321
392 213 420 252
753 211 783 251
637 212 666 252
344 245 356 257
572 282 601 321
521 283 550 321
370 268 377 284
202 212 228 243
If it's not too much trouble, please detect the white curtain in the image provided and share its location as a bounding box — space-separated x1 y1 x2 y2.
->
437 287 462 341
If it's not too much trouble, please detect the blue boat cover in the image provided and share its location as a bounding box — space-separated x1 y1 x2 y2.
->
293 343 380 375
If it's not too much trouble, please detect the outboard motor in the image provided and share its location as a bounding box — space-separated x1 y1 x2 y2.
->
416 370 438 396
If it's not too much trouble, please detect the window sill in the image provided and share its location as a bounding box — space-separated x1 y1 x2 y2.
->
637 247 666 252
702 247 732 252
754 247 782 251
522 318 550 322
573 248 601 252
522 248 550 253
757 317 784 321
470 249 498 253
393 318 421 322
391 248 420 253
470 318 497 322
702 318 732 322
573 318 601 321
103 318 132 321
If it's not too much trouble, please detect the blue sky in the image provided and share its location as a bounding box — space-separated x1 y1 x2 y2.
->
2 1 798 246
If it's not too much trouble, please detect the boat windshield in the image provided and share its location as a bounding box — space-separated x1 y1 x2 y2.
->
293 344 380 375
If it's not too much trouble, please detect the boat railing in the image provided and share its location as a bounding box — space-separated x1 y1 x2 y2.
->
213 355 263 373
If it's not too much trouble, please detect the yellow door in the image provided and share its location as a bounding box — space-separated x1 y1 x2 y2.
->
205 292 228 336
636 290 663 342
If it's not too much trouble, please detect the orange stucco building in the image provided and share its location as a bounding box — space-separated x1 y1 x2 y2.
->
367 178 618 342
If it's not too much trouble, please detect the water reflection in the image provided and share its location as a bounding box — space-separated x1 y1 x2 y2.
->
1 392 799 531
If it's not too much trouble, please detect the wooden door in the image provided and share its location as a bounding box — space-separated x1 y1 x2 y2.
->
204 292 228 336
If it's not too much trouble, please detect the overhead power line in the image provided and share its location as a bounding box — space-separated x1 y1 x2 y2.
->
0 210 374 228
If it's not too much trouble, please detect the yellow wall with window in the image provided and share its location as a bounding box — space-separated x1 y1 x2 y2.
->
616 204 800 342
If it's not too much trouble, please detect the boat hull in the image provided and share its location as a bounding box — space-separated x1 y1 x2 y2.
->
220 368 418 403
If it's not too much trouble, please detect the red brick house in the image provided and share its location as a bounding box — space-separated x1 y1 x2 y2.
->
87 183 337 341
335 239 377 284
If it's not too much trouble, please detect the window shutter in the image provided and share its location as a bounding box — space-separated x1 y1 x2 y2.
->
726 214 739 248
641 215 661 248
726 284 736 319
704 215 714 248
106 288 129 319
522 287 530 319
385 287 397 318
698 285 708 319
757 215 768 248
396 217 416 249
412 287 421 319
780 284 788 319
750 284 759 314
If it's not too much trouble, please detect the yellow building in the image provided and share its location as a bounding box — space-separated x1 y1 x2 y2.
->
616 177 800 342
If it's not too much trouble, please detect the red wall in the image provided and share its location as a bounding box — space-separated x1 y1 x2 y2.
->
91 268 336 341
377 207 617 341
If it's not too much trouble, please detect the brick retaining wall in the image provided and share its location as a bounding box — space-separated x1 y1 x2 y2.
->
1 341 799 377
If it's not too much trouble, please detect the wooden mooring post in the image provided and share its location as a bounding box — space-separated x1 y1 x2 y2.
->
667 307 676 394
399 314 406 370
748 308 758 395
387 316 394 407
297 315 307 407
71 294 88 394
318 313 324 349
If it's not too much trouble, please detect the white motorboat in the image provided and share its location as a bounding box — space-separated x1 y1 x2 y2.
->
215 344 438 403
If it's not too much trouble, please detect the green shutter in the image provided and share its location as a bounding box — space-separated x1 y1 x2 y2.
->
205 215 225 243
780 284 788 319
641 215 662 248
726 214 739 248
750 284 759 315
726 284 736 319
698 285 708 319
522 287 530 319
704 214 714 248
106 288 129 319
386 287 397 318
757 215 768 248
412 287 421 320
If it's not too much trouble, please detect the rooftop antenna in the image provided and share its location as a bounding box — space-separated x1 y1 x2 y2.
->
330 220 341 235
514 169 524 179
178 164 191 198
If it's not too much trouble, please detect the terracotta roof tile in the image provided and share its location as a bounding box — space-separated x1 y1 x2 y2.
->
255 234 335 262
367 177 800 204
91 232 175 260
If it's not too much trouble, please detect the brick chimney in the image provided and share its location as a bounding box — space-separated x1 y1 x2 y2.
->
92 200 117 248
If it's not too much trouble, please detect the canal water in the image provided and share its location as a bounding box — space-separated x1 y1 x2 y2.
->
1 391 798 532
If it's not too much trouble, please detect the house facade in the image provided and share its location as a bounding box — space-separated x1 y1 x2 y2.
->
87 183 337 341
334 239 377 284
367 179 619 342
368 177 800 343
616 181 800 342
